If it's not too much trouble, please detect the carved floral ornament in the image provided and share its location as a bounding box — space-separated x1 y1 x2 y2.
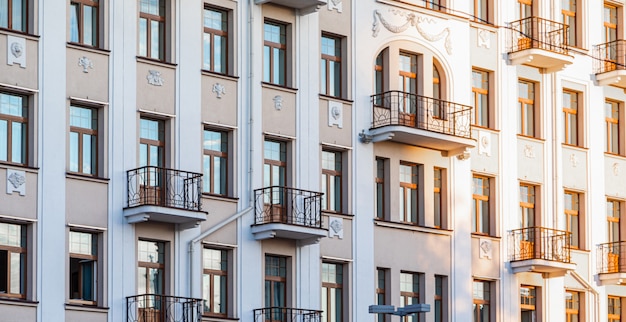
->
372 9 452 55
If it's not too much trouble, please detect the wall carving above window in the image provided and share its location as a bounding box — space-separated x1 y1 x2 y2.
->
328 0 342 13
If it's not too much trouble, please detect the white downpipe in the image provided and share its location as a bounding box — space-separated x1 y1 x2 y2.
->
569 271 600 322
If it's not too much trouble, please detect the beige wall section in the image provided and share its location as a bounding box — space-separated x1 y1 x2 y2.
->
0 303 36 321
262 4 297 86
318 98 352 148
201 74 238 126
561 146 587 190
569 251 589 278
320 215 352 259
136 60 176 115
319 0 352 99
517 272 545 286
199 197 238 246
262 86 297 137
470 26 498 70
605 155 626 198
471 129 499 174
0 168 38 220
0 33 39 90
66 47 109 103
66 178 108 227
471 236 500 279
517 137 544 183
65 309 108 322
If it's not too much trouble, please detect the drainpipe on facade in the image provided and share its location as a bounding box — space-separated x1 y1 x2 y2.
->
569 271 600 322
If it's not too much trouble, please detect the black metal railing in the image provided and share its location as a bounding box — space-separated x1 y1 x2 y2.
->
127 166 203 212
127 294 202 322
370 91 472 139
594 40 626 74
254 186 323 228
508 227 572 263
597 241 626 274
507 16 569 54
253 307 323 322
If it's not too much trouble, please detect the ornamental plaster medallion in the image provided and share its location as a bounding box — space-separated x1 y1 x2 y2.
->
570 154 578 168
147 70 164 86
273 95 283 111
479 238 492 259
524 145 535 159
6 169 26 196
478 130 491 156
372 9 452 55
328 217 344 239
212 83 226 98
614 163 620 176
78 56 94 73
327 0 343 13
7 35 26 68
477 29 491 49
328 101 343 128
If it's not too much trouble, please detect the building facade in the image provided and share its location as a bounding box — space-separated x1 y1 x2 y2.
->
1 0 626 321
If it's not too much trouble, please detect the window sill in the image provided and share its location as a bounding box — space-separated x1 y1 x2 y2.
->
66 42 111 55
471 232 501 240
136 56 178 68
605 152 626 159
201 69 239 80
261 82 298 93
65 303 109 313
0 162 39 173
470 124 497 132
373 219 452 236
202 193 239 203
0 297 38 307
561 143 588 151
202 315 239 321
66 172 110 184
322 211 354 218
516 134 545 142
318 94 353 104
469 20 497 29
0 27 40 40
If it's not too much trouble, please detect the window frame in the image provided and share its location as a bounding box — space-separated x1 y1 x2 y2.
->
604 4 618 44
203 128 228 196
607 199 621 243
321 149 342 213
473 280 492 322
606 100 620 155
69 105 98 176
202 247 228 317
434 168 443 229
376 268 387 322
0 91 28 166
434 275 446 322
399 162 419 224
68 230 98 305
321 33 342 98
263 20 287 86
561 0 578 47
375 158 386 220
203 5 228 74
565 290 580 322
563 191 581 249
0 222 27 300
471 69 490 128
472 175 491 235
518 79 536 138
562 89 582 147
321 262 343 322
69 0 99 47
264 255 287 308
520 285 537 320
470 0 489 23
138 0 166 61
0 0 28 33
400 271 421 322
519 183 536 229
139 117 165 168
608 295 622 322
137 239 166 296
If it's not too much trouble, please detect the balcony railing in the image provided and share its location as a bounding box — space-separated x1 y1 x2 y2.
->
254 186 323 228
127 166 203 212
127 294 202 322
253 307 323 322
370 91 472 139
507 17 569 54
597 241 626 274
594 40 626 74
508 227 572 263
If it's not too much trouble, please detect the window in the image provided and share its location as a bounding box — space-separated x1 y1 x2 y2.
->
321 262 343 322
264 140 286 188
375 158 386 220
470 0 488 23
473 280 491 322
399 53 417 95
606 100 620 154
203 129 228 195
422 0 443 11
0 222 26 299
520 285 536 322
563 191 580 248
609 296 621 322
399 163 418 224
263 21 286 86
472 175 490 235
434 168 443 228
561 0 577 46
376 269 387 322
400 272 421 322
70 0 99 47
321 35 341 97
374 51 384 96
265 256 286 312
608 199 620 243
139 118 165 168
0 92 27 165
203 7 228 73
434 275 446 322
516 0 533 20
519 184 536 229
137 240 165 296
604 4 618 44
69 231 97 305
563 90 581 146
322 150 342 212
432 63 444 118
69 106 97 175
139 0 165 60
518 80 536 137
565 290 580 322
0 0 27 32
202 248 228 316
471 69 489 128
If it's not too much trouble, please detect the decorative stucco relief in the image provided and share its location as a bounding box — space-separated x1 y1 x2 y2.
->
570 154 578 168
7 35 26 68
328 0 342 13
6 169 26 196
328 217 344 239
614 162 620 176
147 70 164 86
273 95 284 110
78 56 94 73
212 83 226 98
479 238 492 259
477 29 491 49
524 145 535 158
328 101 343 128
372 9 452 55
478 130 491 156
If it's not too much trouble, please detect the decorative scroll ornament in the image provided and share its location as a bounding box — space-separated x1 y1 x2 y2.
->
212 83 226 98
372 9 452 55
6 169 26 196
328 0 342 13
273 95 284 111
328 217 344 239
78 56 94 73
147 70 164 86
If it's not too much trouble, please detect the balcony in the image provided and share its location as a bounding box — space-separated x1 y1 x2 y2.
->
507 17 574 72
367 91 475 155
254 0 327 11
508 227 576 276
597 241 626 285
251 186 327 244
124 166 207 226
126 294 202 322
253 307 322 322
594 40 626 88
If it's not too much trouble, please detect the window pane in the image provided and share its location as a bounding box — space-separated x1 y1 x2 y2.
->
69 132 78 172
263 46 271 82
139 18 148 57
83 5 96 46
150 20 161 59
12 0 24 31
70 3 79 43
0 119 7 161
0 0 7 28
12 122 24 164
83 133 93 174
203 33 211 70
215 35 226 73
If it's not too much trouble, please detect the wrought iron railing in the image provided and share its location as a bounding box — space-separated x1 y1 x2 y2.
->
594 40 626 74
507 16 569 54
253 307 323 322
370 91 472 139
254 186 323 228
508 227 572 263
127 166 203 211
127 294 202 322
597 241 626 274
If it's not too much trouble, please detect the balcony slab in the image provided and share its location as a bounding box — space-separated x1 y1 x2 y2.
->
510 258 576 276
367 125 476 155
251 222 327 244
596 70 626 88
598 272 626 286
509 48 574 72
255 0 326 10
124 205 207 226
